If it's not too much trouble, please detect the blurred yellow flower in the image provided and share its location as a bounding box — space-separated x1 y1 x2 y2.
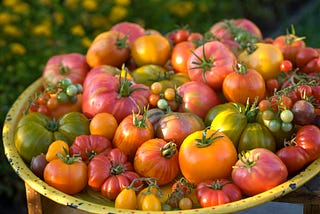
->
82 0 98 11
167 1 194 17
81 37 92 48
33 24 51 36
109 6 128 22
3 25 23 37
3 0 19 8
71 24 85 36
53 12 64 25
64 0 80 10
10 43 26 55
198 2 209 13
0 13 14 25
114 0 131 6
13 2 30 14
90 14 109 28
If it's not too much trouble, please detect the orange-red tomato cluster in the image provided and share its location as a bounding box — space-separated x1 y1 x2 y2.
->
20 19 320 211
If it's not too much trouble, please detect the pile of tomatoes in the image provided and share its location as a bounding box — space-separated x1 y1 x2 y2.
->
14 19 320 211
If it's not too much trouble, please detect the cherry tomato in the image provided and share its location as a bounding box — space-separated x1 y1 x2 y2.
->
115 188 137 209
280 60 293 72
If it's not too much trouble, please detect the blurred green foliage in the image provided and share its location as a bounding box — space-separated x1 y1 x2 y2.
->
0 0 319 210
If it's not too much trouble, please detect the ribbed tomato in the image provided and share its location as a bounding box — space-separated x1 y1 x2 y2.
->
134 138 180 186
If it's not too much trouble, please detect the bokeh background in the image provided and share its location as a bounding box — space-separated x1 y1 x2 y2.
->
1 0 319 213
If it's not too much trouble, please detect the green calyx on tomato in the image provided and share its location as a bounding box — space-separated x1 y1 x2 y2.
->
117 66 147 98
56 147 81 165
233 151 261 173
132 106 149 128
223 20 260 52
160 142 178 158
195 128 224 148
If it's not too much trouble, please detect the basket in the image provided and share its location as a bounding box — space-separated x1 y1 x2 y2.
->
3 78 320 213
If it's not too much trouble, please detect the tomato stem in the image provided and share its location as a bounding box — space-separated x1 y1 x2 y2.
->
232 150 260 173
132 106 149 128
57 148 82 164
161 142 178 158
195 127 224 148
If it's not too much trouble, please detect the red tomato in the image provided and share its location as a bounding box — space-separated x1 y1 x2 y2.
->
177 81 221 119
171 41 197 73
280 60 293 72
112 111 154 161
44 155 87 195
134 139 180 186
276 145 310 175
295 47 320 74
210 18 263 54
179 129 237 184
273 32 306 66
86 30 130 68
88 148 141 200
111 21 146 45
187 41 237 91
42 53 89 86
196 179 242 207
232 148 288 196
69 135 112 164
81 67 151 123
166 28 190 45
222 64 266 104
295 125 320 162
266 78 280 96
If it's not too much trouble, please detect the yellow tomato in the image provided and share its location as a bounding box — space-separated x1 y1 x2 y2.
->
45 140 69 162
131 34 171 67
238 43 283 80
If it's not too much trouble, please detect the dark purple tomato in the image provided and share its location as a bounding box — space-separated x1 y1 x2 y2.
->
30 153 48 179
291 100 316 125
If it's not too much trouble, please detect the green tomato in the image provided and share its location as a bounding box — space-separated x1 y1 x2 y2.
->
268 119 281 132
280 109 294 123
14 112 90 163
238 122 276 152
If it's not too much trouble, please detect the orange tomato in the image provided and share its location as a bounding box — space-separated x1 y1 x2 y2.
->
44 157 87 195
45 140 69 162
89 112 118 141
86 30 130 68
131 34 171 67
179 129 238 184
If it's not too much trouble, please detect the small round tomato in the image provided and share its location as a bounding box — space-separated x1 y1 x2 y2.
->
44 154 87 195
131 34 171 67
179 129 237 184
238 43 284 80
280 60 293 72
